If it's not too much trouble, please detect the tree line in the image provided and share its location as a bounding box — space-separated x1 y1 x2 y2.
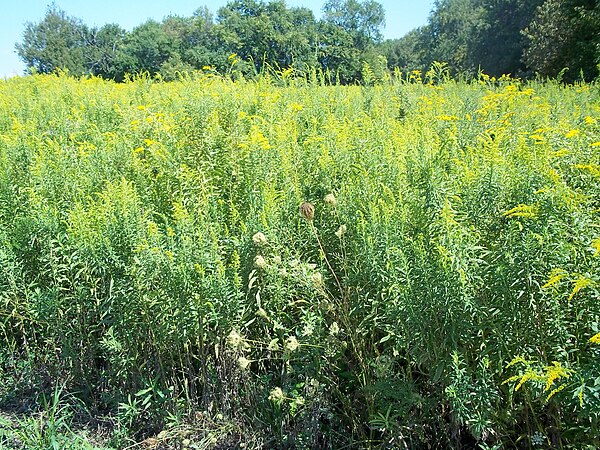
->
15 0 600 83
385 0 600 82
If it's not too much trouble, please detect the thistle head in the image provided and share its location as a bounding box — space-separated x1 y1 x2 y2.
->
300 202 315 221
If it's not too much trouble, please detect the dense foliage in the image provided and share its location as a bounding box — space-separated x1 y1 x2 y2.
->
15 0 600 83
381 0 599 81
15 0 385 83
0 69 598 448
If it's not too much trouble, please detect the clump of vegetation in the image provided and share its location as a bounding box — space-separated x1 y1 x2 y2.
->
0 68 598 449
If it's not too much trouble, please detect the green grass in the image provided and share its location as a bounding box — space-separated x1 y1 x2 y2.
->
0 69 598 449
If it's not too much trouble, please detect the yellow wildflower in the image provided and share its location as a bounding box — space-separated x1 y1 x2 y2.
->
568 275 594 301
438 115 458 121
502 204 538 219
542 269 567 289
592 237 600 256
543 361 571 392
529 134 545 144
565 129 580 138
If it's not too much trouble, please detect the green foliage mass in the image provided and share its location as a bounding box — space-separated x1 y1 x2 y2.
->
15 0 384 83
523 0 600 82
0 70 599 449
15 0 600 84
383 0 599 81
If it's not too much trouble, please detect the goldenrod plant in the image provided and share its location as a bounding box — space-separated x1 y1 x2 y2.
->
0 68 598 448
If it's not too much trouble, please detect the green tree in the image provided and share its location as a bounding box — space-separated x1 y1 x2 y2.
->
85 24 127 78
114 20 178 77
15 5 89 75
319 0 385 82
322 0 385 50
427 0 486 74
472 0 544 76
379 27 432 74
214 0 318 73
279 6 319 68
523 0 600 81
157 15 204 79
176 8 221 71
317 21 362 81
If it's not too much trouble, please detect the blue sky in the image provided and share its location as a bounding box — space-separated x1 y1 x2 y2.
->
0 1 435 78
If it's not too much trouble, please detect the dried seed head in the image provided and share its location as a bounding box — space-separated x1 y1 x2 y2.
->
285 336 299 352
227 330 243 349
268 338 279 351
302 322 314 336
329 321 340 336
254 255 267 269
335 224 347 238
268 387 285 404
311 272 323 286
324 193 337 207
238 356 251 370
252 232 267 245
300 202 315 221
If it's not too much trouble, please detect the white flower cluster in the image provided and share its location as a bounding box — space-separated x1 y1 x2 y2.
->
268 387 285 404
252 232 267 245
324 193 337 207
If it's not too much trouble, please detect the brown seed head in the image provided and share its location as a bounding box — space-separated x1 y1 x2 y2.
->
300 202 315 221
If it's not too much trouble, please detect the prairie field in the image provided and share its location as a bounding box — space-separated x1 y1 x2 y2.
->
0 70 599 449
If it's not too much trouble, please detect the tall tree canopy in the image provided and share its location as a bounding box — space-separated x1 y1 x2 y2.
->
472 0 545 76
428 0 486 73
322 0 385 48
16 0 383 82
214 0 319 71
15 0 600 82
16 6 90 75
379 0 598 80
523 0 600 81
